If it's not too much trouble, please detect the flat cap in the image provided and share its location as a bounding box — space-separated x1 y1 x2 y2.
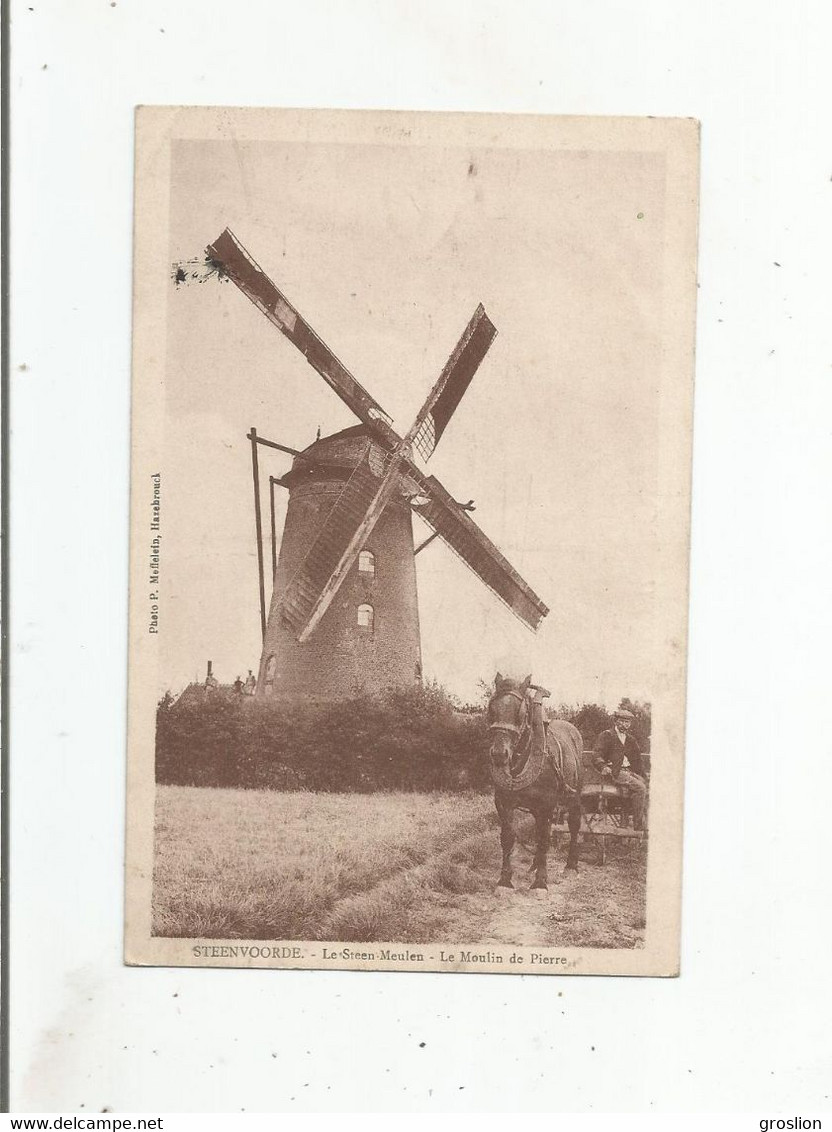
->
614 708 635 720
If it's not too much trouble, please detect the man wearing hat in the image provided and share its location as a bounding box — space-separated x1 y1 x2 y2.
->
594 709 647 831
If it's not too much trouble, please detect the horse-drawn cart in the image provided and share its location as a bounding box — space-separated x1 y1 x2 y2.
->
553 781 647 864
488 676 649 887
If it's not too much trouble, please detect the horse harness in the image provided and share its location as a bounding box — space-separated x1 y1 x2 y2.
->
488 691 574 794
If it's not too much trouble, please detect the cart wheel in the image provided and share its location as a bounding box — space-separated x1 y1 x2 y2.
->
597 793 608 865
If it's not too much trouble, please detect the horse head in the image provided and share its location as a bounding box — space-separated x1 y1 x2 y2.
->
487 672 532 779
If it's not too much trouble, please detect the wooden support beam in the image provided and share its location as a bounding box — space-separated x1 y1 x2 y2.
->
269 476 279 584
249 428 267 642
245 430 302 457
414 530 441 556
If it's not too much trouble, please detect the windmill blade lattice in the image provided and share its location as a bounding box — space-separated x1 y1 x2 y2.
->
207 229 394 431
410 304 497 461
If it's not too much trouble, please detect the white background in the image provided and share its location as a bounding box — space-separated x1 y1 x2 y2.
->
9 0 832 1114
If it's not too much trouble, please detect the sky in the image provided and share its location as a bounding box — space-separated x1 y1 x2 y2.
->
158 123 671 706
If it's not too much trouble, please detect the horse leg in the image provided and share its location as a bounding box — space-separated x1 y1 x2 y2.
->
495 797 515 892
565 797 581 872
530 809 552 895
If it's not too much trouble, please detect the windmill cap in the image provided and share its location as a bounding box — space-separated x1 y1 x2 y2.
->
614 708 635 720
285 424 374 486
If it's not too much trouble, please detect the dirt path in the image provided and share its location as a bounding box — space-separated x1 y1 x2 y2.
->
433 830 647 950
314 809 649 949
469 877 580 948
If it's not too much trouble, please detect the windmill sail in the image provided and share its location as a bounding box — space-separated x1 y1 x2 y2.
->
206 228 548 640
207 229 393 429
408 470 549 631
410 304 497 462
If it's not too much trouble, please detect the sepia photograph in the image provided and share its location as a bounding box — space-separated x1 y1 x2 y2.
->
13 0 832 1114
125 107 698 975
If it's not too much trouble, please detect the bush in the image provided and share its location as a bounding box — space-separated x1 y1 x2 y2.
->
155 682 491 793
155 682 652 793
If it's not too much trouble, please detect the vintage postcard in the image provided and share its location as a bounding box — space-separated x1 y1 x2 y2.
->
125 107 698 976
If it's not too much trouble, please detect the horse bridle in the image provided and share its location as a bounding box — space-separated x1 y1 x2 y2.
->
488 690 531 749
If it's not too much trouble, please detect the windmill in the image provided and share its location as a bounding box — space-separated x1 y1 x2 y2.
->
204 228 549 700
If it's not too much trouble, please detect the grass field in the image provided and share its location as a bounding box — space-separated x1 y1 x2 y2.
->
153 785 646 947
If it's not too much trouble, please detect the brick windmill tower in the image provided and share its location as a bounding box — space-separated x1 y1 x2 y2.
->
206 229 549 701
259 424 423 699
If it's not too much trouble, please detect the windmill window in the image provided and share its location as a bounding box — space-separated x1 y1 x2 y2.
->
264 655 277 687
358 550 376 577
357 603 374 631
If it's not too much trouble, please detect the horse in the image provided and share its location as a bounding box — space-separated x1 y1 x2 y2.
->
487 673 584 897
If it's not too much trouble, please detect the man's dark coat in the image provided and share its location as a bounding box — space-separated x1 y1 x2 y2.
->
594 728 645 779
